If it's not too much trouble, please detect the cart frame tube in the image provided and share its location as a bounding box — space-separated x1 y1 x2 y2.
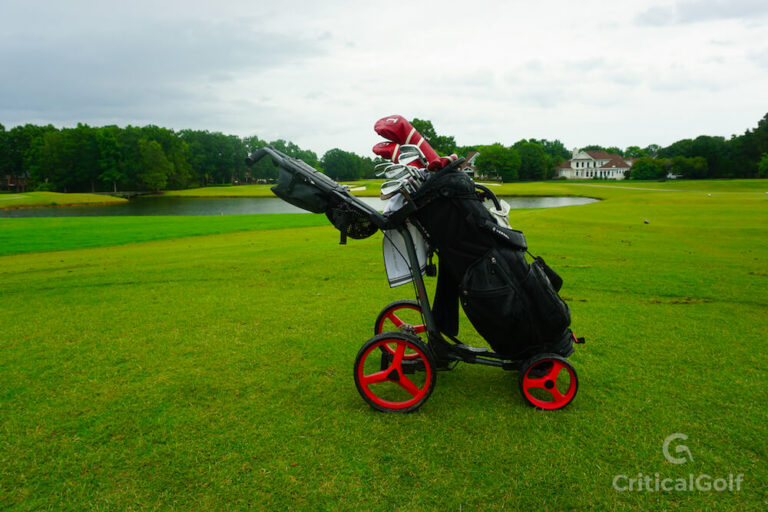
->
396 225 441 342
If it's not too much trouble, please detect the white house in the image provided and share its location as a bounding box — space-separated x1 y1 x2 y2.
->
556 149 631 180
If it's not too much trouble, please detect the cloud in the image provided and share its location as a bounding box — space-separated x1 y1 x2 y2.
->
749 48 768 70
0 16 326 124
635 0 768 26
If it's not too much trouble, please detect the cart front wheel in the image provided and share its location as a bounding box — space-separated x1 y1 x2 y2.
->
519 354 578 410
354 333 436 413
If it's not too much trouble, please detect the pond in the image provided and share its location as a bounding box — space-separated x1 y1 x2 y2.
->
0 195 598 218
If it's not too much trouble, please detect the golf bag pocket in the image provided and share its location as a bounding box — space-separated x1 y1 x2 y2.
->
271 167 329 214
523 259 571 339
460 249 533 356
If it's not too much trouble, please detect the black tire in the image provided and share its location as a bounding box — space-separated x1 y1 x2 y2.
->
518 353 578 410
354 333 437 413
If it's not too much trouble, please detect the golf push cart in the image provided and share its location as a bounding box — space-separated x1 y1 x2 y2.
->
246 116 585 413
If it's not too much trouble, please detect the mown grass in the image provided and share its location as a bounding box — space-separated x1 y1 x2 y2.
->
1 181 766 510
0 215 328 257
0 191 126 209
159 185 276 198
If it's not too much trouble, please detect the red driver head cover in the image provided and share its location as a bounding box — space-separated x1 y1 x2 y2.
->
372 141 426 168
372 141 400 162
373 115 444 170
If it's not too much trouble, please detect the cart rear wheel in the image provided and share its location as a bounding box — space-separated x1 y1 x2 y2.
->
374 300 425 361
519 354 578 410
374 300 426 337
354 333 436 413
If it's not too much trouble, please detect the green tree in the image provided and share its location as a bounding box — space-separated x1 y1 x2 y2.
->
475 143 521 182
580 144 607 153
630 157 666 180
140 125 193 188
625 146 648 158
644 144 662 157
8 124 57 186
138 139 172 191
0 124 8 176
97 127 123 192
322 148 361 181
517 142 547 180
411 118 457 156
527 138 570 178
758 153 768 178
71 124 101 192
671 156 708 179
690 135 731 178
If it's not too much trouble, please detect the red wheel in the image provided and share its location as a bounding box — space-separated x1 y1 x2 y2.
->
374 300 426 362
354 333 436 413
519 354 578 410
374 300 426 337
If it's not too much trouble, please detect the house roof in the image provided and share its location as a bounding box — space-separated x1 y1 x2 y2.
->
584 150 614 160
603 156 630 169
583 150 631 169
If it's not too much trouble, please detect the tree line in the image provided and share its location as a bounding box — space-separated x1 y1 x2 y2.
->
0 123 378 193
463 114 768 181
1 113 766 192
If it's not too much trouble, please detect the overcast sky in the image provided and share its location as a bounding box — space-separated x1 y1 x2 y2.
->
1 0 767 156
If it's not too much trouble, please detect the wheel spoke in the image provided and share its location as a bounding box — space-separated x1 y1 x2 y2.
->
397 374 422 397
548 386 565 402
392 342 407 367
412 324 426 334
546 361 564 380
381 343 397 356
523 372 547 390
360 369 390 386
386 312 404 328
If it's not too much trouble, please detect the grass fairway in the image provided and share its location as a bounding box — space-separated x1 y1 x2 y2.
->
1 181 766 510
0 214 329 256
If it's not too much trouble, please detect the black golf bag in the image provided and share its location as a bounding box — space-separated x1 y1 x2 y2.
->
410 162 574 360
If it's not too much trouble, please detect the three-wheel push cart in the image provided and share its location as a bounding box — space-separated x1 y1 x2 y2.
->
246 146 584 413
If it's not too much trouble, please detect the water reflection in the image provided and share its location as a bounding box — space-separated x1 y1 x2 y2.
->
1 195 597 218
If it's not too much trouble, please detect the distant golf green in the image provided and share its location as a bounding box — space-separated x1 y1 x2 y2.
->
1 180 766 510
0 191 126 208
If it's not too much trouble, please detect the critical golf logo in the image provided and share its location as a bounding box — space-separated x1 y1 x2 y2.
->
612 433 745 492
662 433 693 465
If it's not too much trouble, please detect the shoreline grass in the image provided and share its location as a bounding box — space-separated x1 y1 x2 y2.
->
0 191 127 210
